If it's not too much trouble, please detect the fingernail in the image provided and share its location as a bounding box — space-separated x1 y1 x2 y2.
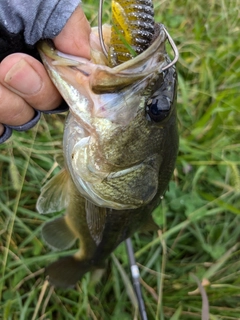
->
4 59 42 95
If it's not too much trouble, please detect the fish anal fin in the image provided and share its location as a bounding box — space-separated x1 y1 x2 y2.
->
37 169 70 214
140 216 160 232
90 266 106 285
46 256 92 288
42 215 76 250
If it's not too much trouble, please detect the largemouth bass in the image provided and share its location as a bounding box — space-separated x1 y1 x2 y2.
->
37 8 178 288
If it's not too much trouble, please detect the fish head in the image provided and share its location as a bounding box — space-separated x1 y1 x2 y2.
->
38 24 178 210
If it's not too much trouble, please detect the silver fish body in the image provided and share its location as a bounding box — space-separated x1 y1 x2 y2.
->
37 23 178 287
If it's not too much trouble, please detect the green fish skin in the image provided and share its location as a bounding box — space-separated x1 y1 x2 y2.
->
37 24 178 288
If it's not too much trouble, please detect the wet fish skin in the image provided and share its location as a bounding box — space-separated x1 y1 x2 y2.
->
37 24 178 288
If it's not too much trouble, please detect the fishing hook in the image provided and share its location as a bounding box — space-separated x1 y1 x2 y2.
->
98 0 108 57
162 25 179 71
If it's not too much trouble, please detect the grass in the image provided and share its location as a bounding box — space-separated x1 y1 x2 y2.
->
1 0 240 319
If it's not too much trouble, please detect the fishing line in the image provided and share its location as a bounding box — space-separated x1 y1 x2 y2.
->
125 238 148 320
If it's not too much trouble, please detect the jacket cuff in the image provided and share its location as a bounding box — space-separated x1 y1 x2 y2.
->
0 125 12 144
0 103 69 144
0 110 40 144
41 101 69 114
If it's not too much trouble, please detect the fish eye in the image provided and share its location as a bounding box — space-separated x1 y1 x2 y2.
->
146 95 171 122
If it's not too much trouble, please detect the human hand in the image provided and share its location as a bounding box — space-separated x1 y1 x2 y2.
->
0 6 91 138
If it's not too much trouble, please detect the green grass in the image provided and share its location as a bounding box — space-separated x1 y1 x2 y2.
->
1 0 240 319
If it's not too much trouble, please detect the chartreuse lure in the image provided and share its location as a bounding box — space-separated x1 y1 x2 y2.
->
109 0 155 65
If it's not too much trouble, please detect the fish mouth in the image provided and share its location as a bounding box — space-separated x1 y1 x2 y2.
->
38 23 168 90
38 24 169 129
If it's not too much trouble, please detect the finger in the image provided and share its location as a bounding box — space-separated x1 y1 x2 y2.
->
0 83 35 126
0 53 62 112
53 6 91 58
0 123 4 136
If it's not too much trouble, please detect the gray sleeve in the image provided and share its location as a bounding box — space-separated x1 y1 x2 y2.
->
0 0 81 45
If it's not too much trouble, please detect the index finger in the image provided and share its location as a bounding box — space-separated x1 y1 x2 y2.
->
53 6 91 58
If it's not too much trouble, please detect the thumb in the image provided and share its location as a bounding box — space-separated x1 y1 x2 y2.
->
53 6 91 59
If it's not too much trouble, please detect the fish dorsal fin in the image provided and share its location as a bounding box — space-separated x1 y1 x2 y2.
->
36 169 70 214
42 215 77 250
85 201 107 245
140 216 160 232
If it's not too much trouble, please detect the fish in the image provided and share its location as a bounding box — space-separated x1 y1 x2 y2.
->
36 4 178 288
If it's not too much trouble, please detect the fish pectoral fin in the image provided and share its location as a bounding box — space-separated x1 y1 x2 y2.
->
42 215 76 250
140 216 160 232
86 201 107 245
54 154 65 169
45 256 92 288
36 169 70 214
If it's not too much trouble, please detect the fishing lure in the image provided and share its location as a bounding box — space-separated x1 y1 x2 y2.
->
108 0 155 65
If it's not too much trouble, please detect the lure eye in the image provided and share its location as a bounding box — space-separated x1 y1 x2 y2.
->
146 95 171 122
